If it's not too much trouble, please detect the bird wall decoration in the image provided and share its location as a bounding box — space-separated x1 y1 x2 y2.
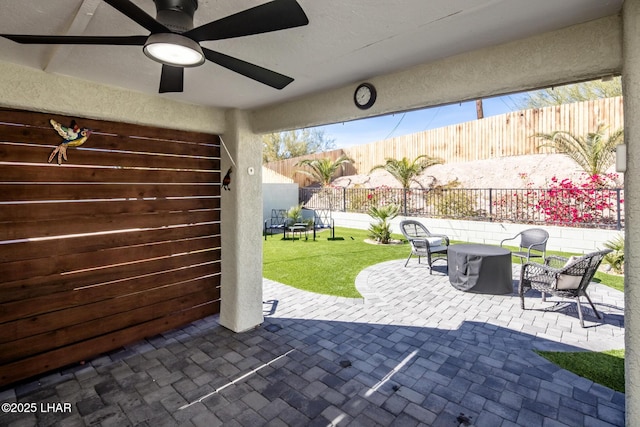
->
48 119 92 165
222 167 232 191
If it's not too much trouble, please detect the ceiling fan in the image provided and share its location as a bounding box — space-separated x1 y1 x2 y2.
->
0 0 309 93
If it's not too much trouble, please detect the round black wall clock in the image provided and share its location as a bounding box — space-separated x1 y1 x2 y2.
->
354 82 377 109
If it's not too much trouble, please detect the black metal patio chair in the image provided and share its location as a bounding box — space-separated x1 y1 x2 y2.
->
500 228 549 263
399 220 450 274
264 209 288 240
519 249 612 327
302 207 337 240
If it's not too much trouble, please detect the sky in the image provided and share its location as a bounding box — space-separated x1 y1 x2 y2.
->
313 92 530 149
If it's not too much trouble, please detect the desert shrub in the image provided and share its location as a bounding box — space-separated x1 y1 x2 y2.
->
345 184 371 212
348 185 404 213
287 204 303 222
491 173 537 221
287 204 312 227
426 182 477 217
492 190 533 221
603 234 624 274
434 192 476 217
367 204 400 244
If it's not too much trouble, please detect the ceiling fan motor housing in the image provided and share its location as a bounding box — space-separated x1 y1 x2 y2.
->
154 0 198 33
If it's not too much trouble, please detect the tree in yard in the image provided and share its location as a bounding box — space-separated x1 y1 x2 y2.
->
370 155 443 189
517 77 622 109
295 154 353 187
263 129 336 163
535 123 624 176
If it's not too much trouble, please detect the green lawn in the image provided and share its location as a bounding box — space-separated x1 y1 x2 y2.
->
264 226 624 298
594 270 624 292
263 227 407 298
542 249 624 292
536 349 625 393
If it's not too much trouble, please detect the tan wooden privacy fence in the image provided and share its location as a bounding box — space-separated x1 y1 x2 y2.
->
266 96 624 186
0 108 221 386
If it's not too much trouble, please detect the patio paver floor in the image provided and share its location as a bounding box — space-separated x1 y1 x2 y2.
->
0 260 625 426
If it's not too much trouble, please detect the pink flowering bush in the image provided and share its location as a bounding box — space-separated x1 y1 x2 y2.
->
492 173 622 226
534 174 621 225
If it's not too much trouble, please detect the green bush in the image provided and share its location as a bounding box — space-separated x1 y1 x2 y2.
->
287 204 304 223
367 204 400 244
603 234 624 274
346 184 374 212
431 190 477 217
287 204 312 227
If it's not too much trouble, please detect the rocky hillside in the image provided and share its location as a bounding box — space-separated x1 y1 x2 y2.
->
331 154 623 189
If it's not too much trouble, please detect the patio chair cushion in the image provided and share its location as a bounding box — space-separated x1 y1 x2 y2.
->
519 249 611 328
399 220 450 273
428 237 448 253
557 256 581 290
411 237 447 254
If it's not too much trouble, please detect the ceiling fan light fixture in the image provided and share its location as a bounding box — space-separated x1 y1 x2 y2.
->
143 33 204 67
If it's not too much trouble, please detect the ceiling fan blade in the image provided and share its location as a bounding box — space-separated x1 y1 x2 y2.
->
202 47 293 89
159 65 184 93
0 34 147 45
103 0 169 34
185 0 309 42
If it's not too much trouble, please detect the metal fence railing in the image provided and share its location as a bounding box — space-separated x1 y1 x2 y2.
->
299 186 625 230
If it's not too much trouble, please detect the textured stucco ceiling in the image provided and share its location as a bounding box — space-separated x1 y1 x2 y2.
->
0 0 623 110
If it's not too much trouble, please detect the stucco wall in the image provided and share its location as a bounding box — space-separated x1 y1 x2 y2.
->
0 61 226 134
250 15 622 134
219 109 264 332
623 0 640 421
263 183 299 223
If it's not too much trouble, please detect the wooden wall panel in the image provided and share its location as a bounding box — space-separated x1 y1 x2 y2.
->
0 252 220 320
0 302 219 386
0 108 222 387
0 198 220 231
0 143 219 169
0 222 220 262
2 164 220 183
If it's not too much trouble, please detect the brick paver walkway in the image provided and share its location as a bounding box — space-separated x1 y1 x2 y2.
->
1 261 625 426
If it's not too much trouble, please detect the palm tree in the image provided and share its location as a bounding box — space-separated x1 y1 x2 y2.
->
370 155 443 189
536 124 624 176
295 154 353 187
367 204 400 244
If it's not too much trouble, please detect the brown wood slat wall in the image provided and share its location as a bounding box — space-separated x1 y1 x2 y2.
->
0 108 221 386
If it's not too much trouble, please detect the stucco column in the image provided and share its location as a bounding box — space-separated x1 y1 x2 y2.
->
623 0 640 421
220 109 264 332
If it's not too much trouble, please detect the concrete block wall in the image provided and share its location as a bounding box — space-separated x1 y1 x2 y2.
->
332 212 621 255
